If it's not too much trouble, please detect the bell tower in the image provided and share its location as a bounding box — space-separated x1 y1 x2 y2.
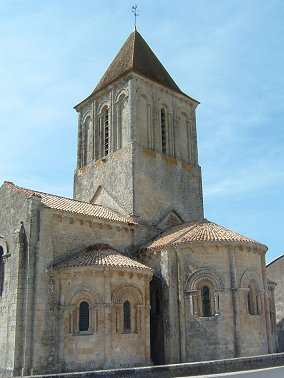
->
74 31 204 225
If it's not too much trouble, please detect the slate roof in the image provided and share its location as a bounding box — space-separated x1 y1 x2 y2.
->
53 244 152 273
75 31 198 108
4 181 136 225
143 219 267 251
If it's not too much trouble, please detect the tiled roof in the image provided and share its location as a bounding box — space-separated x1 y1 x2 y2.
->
94 31 182 95
53 244 152 273
75 31 198 108
143 219 267 251
267 254 284 268
4 181 136 225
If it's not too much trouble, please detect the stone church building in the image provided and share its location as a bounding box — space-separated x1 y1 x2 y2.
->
0 31 277 376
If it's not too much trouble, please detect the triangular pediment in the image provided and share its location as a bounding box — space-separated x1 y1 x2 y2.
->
91 186 128 216
157 210 184 231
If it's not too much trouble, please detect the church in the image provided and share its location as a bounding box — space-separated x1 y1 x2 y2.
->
0 30 278 376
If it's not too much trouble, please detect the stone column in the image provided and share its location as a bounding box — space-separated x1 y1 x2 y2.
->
191 108 198 165
229 247 241 357
19 197 41 375
77 113 82 168
110 90 114 154
13 223 27 376
144 276 151 363
261 253 273 353
103 271 112 368
128 77 136 143
92 100 96 161
175 247 186 362
186 119 191 163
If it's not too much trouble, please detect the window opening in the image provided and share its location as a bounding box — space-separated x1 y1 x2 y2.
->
79 301 90 332
201 286 211 317
104 109 109 156
123 300 131 332
161 108 167 154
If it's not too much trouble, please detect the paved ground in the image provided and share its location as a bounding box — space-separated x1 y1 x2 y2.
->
180 365 284 377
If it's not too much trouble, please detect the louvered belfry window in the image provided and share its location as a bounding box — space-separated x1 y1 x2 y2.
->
104 108 109 157
79 301 90 332
160 108 167 154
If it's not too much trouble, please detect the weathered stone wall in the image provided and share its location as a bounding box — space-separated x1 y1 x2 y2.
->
10 352 284 378
235 247 269 356
53 267 151 372
74 77 132 207
74 145 134 215
28 207 150 374
267 256 284 351
133 146 203 225
140 242 270 364
73 74 204 226
0 184 36 377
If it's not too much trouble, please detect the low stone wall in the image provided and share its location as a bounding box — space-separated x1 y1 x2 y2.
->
12 353 284 378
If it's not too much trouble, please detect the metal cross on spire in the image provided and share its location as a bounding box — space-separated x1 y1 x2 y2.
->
131 4 139 31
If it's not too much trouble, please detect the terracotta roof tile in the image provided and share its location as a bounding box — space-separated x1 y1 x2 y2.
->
4 181 136 225
53 244 152 273
144 219 267 251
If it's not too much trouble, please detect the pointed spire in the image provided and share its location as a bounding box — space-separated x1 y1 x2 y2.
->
92 31 182 96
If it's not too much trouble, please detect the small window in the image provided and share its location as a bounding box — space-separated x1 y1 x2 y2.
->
0 247 4 297
160 108 167 154
123 300 131 332
201 286 212 317
79 301 90 332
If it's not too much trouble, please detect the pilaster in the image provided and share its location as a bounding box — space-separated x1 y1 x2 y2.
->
261 253 273 353
228 247 241 357
103 271 112 368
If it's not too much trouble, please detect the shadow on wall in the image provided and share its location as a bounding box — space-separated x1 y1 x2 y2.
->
277 318 284 352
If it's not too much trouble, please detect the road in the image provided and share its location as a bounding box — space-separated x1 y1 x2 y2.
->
179 365 284 377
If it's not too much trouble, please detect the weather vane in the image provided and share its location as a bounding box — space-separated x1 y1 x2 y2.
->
131 4 139 31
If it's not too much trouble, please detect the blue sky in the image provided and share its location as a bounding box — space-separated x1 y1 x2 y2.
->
0 1 283 262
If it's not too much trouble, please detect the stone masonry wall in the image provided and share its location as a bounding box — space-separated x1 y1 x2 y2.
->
55 267 151 372
73 74 204 226
267 256 284 351
29 207 144 374
0 185 34 376
140 242 270 365
11 352 284 378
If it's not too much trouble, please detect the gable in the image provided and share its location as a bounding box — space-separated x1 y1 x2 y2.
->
91 186 128 216
157 210 184 231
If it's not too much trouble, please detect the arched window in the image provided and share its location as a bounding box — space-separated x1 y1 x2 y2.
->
201 286 212 317
160 108 167 154
102 107 109 157
123 300 131 332
0 247 4 297
79 301 90 332
116 94 127 150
